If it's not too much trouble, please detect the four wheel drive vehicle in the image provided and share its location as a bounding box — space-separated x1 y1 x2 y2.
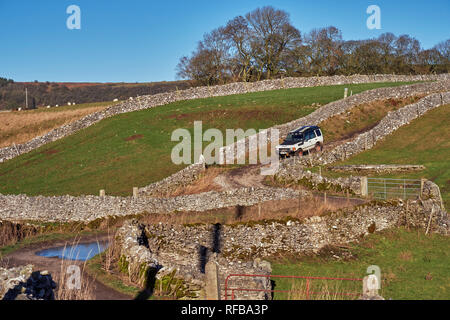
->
276 126 323 158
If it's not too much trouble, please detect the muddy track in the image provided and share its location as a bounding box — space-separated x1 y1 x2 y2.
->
211 142 337 191
213 164 268 190
4 233 130 300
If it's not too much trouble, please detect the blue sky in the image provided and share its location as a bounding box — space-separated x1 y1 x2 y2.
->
1 0 449 82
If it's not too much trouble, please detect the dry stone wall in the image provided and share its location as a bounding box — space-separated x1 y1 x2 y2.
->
130 81 449 196
328 164 426 174
114 191 448 299
299 92 450 166
0 187 305 223
221 80 449 163
1 74 448 164
0 265 34 299
137 163 205 197
276 158 448 214
276 158 363 195
115 220 272 300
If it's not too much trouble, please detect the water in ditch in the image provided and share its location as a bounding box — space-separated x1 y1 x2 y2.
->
36 241 109 261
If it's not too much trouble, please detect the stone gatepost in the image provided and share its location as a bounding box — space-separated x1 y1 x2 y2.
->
361 275 384 300
361 177 368 197
133 187 138 199
205 260 221 300
420 178 426 199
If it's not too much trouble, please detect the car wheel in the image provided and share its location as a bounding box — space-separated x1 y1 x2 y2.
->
315 143 323 152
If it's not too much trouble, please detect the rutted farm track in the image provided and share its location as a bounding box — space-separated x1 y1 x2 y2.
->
3 234 130 300
204 95 436 193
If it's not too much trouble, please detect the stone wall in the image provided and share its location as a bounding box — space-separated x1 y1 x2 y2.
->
220 80 450 163
276 158 363 195
275 158 447 213
0 265 34 299
0 187 305 223
0 265 58 300
300 92 450 166
137 163 205 197
114 192 448 299
328 164 426 174
114 81 450 197
1 74 448 164
115 220 272 300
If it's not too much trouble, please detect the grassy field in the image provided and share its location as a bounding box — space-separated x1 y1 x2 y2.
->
0 82 416 196
270 228 450 300
86 254 140 298
320 104 449 208
0 101 118 148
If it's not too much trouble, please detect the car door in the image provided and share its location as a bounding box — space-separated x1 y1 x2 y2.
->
304 130 315 150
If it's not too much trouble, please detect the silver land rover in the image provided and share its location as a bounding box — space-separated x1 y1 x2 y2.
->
276 126 323 158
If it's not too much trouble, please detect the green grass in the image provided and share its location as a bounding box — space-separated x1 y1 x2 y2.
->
0 82 416 196
323 104 449 208
86 254 140 298
270 228 450 300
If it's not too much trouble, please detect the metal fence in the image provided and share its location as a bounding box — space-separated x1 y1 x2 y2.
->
367 178 422 200
224 274 363 300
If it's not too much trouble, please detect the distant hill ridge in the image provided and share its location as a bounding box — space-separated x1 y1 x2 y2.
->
0 79 194 110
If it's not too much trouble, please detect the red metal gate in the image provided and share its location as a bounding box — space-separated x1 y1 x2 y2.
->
224 274 363 300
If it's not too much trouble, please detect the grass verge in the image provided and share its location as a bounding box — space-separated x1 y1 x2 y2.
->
270 228 450 300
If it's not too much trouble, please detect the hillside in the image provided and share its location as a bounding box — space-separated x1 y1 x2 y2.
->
0 80 193 110
329 103 450 207
0 101 118 148
0 82 413 196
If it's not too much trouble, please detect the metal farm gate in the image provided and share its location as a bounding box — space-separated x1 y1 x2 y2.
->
367 178 422 200
224 274 363 300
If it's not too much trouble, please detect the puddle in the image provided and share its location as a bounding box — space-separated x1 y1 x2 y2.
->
36 241 109 261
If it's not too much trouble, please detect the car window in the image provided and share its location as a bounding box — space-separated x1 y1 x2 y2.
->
305 131 315 140
285 133 303 143
315 129 322 137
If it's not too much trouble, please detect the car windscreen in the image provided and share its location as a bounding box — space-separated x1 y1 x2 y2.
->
283 132 303 144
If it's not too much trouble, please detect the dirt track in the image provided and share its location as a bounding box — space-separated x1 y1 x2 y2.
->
4 233 130 300
213 164 268 190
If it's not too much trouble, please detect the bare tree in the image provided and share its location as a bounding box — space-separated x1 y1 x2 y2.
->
223 16 253 82
177 27 231 85
175 6 448 84
245 6 301 79
304 26 343 75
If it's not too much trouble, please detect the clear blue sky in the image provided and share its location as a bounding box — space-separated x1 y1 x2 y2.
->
1 0 449 83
